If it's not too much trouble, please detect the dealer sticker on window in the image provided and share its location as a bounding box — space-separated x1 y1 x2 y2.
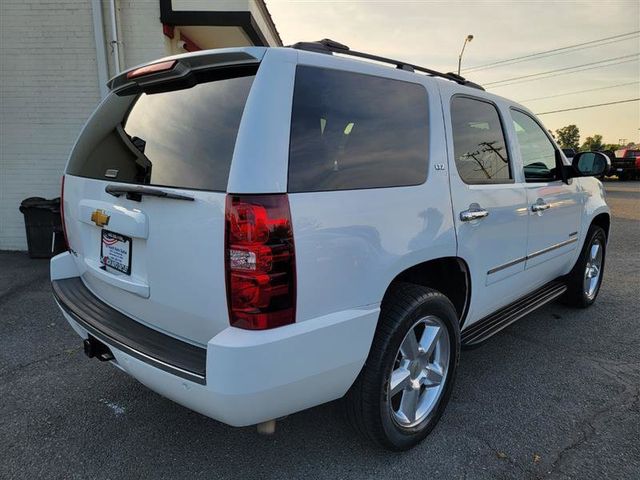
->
101 230 131 275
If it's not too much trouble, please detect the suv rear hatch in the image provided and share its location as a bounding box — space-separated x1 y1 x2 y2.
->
62 50 263 346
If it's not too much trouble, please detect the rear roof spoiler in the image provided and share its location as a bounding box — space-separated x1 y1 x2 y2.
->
107 48 266 96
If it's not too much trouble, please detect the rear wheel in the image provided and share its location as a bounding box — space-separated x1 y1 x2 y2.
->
344 283 460 450
563 225 606 308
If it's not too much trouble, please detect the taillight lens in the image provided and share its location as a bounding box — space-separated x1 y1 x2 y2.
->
60 175 69 250
225 194 296 330
126 60 177 79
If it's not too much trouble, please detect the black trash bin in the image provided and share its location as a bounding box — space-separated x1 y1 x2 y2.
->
19 197 66 259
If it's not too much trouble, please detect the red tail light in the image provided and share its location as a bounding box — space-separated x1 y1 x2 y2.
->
60 175 69 250
225 194 296 330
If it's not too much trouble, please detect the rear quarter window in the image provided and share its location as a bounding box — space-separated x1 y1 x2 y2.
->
288 66 429 192
66 73 255 191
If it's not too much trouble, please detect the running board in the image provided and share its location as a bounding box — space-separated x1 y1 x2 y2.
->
461 280 567 347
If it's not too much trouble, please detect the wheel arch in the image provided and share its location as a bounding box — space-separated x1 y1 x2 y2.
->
382 257 471 327
591 212 611 239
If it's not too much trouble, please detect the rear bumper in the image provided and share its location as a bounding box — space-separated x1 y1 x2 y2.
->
51 252 379 426
53 277 207 384
611 161 638 173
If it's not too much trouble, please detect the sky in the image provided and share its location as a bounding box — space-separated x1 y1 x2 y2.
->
267 0 640 146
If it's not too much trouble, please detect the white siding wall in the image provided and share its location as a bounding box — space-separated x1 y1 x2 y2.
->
106 0 166 71
0 0 165 250
0 0 101 250
0 0 278 250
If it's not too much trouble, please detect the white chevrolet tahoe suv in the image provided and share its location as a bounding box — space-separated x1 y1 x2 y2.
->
50 40 611 450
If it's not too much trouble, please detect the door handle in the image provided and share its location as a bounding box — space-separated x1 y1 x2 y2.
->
460 205 489 222
531 201 550 213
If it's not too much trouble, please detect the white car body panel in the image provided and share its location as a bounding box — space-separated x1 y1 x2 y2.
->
438 83 532 322
51 46 610 428
54 251 378 426
63 176 229 345
228 48 297 194
289 51 457 323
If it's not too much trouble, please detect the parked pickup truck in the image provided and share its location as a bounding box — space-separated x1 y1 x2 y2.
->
610 148 640 180
50 40 611 450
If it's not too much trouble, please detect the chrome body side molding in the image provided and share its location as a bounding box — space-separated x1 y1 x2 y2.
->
488 236 578 275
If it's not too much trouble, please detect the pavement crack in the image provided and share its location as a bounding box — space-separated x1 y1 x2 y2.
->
476 436 533 476
545 419 596 478
541 385 640 479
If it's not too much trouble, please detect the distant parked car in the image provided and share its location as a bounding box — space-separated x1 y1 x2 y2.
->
611 148 640 180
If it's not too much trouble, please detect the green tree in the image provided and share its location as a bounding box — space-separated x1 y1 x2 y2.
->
580 134 604 152
602 143 621 152
555 125 580 151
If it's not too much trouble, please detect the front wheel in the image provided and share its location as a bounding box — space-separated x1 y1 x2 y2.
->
344 283 460 450
563 225 607 308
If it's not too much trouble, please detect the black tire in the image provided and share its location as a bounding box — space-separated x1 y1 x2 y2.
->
563 225 607 308
344 283 460 451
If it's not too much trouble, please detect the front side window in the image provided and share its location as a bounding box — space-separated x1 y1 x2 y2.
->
288 66 429 192
510 109 559 182
450 96 512 184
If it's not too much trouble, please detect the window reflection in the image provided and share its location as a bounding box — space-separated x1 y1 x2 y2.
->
73 75 255 191
510 109 558 182
288 67 429 192
451 96 511 184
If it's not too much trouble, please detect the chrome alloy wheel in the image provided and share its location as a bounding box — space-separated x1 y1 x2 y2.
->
388 315 450 428
584 238 603 300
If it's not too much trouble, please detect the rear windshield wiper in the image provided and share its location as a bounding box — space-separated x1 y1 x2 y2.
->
105 184 194 202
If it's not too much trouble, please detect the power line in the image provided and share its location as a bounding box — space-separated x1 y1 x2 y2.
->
488 57 639 88
485 54 639 86
464 31 640 72
519 82 640 102
466 31 639 72
535 98 639 115
467 36 639 74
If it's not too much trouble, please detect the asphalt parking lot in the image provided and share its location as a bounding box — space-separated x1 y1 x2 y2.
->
1 181 638 480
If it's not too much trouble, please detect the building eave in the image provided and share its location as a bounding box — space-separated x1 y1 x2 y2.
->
159 0 282 47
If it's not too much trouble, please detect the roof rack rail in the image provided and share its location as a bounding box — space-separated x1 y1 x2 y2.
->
289 38 484 91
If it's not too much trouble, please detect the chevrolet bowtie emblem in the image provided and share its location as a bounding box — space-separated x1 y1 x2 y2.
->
91 209 110 227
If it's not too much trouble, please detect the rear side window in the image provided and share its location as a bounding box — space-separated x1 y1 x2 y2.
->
450 96 512 184
67 74 255 191
288 66 429 192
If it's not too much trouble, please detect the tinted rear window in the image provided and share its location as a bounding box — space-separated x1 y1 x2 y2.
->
288 66 429 192
67 74 255 191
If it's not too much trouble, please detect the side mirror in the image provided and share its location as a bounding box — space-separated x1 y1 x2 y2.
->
571 151 610 177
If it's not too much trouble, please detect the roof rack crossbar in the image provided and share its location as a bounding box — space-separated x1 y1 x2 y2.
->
289 39 484 91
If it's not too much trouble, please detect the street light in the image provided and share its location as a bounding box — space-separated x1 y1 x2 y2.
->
457 34 474 76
